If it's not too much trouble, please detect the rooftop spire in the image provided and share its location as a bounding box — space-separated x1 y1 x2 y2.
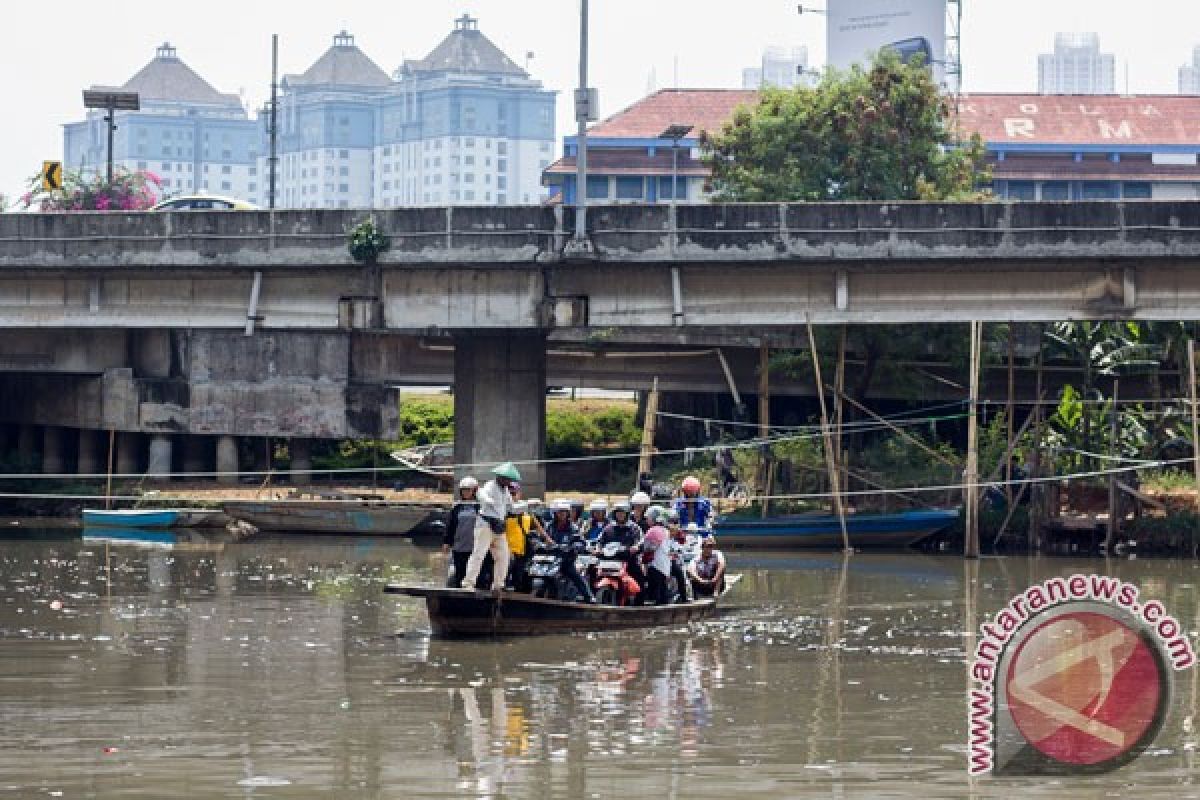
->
455 13 478 32
155 42 178 60
333 30 355 48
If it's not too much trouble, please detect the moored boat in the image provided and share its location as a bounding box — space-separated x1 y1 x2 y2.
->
713 508 958 549
223 491 445 536
82 508 228 529
385 577 741 638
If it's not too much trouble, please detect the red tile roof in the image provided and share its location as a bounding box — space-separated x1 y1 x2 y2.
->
955 94 1200 147
581 89 1200 148
586 89 759 139
544 149 710 176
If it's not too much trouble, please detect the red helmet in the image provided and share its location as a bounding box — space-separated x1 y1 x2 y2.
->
681 476 701 496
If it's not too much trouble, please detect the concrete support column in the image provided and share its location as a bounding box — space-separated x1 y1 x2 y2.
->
16 425 38 469
116 432 140 476
77 429 102 476
181 436 209 480
290 439 312 486
453 333 547 497
42 426 65 475
147 434 173 479
216 435 239 486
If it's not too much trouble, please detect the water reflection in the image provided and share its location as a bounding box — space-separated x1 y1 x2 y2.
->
1 534 1200 796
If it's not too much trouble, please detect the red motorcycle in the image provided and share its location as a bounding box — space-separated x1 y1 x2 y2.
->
591 541 641 606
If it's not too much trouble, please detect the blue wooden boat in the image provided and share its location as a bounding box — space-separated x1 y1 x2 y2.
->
82 508 226 529
82 526 178 547
713 508 959 549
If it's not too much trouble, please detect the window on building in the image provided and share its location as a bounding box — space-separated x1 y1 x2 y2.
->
464 190 475 201
161 147 171 156
383 146 391 156
434 174 441 185
221 181 232 191
658 177 687 199
221 165 232 175
248 167 257 176
221 149 232 159
162 162 171 171
1040 181 1069 201
1081 181 1119 200
616 177 644 200
338 183 349 192
464 155 475 166
464 173 475 184
137 161 147 169
540 142 552 153
248 182 256 192
383 180 392 190
497 141 507 155
339 166 349 176
465 137 475 148
497 194 507 205
586 176 609 199
424 192 431 202
339 149 349 159
1122 182 1152 199
497 159 507 173
497 176 507 190
1006 181 1036 201
485 174 491 185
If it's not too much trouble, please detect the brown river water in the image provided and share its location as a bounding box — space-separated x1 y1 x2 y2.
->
1 530 1199 798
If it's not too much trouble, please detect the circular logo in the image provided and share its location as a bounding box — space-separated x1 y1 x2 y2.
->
1004 610 1169 770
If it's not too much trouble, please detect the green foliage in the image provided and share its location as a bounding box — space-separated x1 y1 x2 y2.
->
546 409 601 458
398 398 455 446
591 407 642 450
347 216 391 263
1142 470 1196 493
704 50 990 202
21 167 162 211
1125 512 1200 553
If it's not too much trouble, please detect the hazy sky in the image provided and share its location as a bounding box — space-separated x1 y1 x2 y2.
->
1 0 1198 201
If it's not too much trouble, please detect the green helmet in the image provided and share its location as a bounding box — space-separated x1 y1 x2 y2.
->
491 462 522 481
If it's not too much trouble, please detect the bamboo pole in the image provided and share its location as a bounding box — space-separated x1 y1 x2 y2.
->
965 320 982 559
759 345 771 518
104 429 116 510
806 315 851 552
1189 340 1199 554
835 325 848 498
1006 325 1015 507
638 377 660 482
1106 379 1120 553
1030 324 1046 551
835 389 960 468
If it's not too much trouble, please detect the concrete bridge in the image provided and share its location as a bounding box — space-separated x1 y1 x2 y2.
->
3 201 1199 493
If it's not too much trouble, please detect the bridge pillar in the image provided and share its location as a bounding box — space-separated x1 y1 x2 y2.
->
216 435 239 485
16 425 38 468
42 426 65 474
77 429 101 476
181 436 209 480
116 433 140 476
453 333 546 497
147 435 173 479
290 439 312 486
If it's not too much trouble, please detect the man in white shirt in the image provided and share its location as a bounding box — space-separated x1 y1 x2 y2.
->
462 462 521 591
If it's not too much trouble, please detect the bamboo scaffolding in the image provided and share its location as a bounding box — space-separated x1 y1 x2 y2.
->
806 315 851 552
965 320 982 559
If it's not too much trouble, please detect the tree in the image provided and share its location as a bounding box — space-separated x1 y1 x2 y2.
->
703 50 990 202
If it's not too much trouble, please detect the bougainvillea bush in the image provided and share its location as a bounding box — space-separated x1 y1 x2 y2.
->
21 168 162 211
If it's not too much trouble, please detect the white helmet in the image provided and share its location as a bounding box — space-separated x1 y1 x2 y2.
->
526 498 543 509
512 500 528 514
612 500 632 514
588 499 609 514
630 491 651 506
458 476 479 491
551 499 572 514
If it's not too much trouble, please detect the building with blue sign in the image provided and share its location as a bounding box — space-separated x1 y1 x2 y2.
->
64 43 260 202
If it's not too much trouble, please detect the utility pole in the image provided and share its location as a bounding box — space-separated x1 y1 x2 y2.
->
567 0 596 256
268 34 279 210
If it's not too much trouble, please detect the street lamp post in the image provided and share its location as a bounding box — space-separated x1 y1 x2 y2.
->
568 0 598 255
83 90 140 185
660 124 693 204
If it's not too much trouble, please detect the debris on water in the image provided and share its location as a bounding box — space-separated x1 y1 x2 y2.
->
339 699 351 710
236 776 292 787
49 600 63 611
102 747 119 755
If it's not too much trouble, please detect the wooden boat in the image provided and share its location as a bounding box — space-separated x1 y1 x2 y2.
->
713 508 958 549
223 490 445 536
385 577 741 638
81 508 228 529
390 443 454 489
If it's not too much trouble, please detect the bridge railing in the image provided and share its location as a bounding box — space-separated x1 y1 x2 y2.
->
2 201 1200 269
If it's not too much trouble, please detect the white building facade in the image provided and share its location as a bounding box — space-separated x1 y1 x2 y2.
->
1181 46 1200 95
741 47 812 90
1037 33 1116 94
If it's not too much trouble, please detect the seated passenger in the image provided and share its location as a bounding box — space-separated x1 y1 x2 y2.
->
688 535 726 598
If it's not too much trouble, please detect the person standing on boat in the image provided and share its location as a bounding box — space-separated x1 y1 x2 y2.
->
463 462 521 591
445 476 489 589
688 535 726 597
538 499 597 603
674 476 714 529
505 498 535 592
642 524 673 605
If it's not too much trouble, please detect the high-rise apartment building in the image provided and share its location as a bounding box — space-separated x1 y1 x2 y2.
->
1037 33 1115 94
63 43 260 201
1181 46 1200 94
273 16 556 209
741 47 812 89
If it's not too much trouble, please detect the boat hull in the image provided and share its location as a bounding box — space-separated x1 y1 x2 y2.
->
385 585 726 637
81 509 227 529
713 509 958 549
223 502 442 535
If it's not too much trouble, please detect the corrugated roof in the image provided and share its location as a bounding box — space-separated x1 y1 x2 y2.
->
410 14 527 76
289 31 391 88
96 43 241 107
581 89 1200 148
956 94 1200 147
585 89 759 139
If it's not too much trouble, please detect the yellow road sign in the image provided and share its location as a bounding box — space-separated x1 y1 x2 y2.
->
41 161 62 191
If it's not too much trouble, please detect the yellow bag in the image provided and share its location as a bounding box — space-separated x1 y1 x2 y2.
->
505 515 529 556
